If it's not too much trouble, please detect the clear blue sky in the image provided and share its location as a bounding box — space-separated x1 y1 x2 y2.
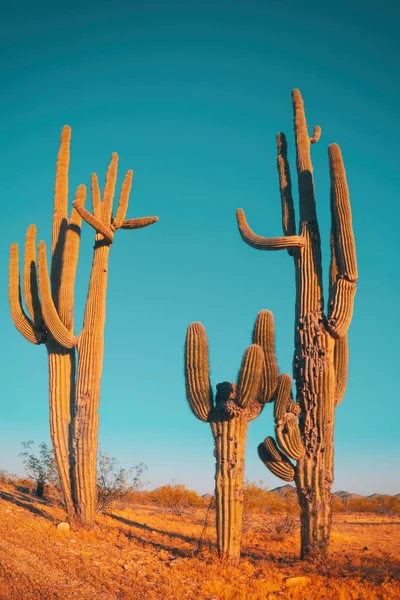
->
1 0 399 495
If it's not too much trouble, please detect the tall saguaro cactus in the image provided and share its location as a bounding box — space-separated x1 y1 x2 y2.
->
236 90 357 561
184 310 280 563
9 127 158 527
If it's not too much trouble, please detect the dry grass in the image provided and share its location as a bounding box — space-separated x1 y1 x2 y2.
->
0 481 399 599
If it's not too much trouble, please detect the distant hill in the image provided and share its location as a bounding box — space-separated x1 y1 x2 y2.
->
269 484 296 496
269 487 399 499
334 490 364 499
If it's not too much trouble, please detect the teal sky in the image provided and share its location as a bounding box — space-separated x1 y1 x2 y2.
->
1 0 399 495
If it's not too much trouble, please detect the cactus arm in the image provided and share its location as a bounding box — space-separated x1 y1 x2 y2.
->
273 374 293 420
72 200 114 244
258 437 295 482
327 278 356 339
275 414 304 460
23 225 43 326
120 216 159 230
100 152 118 223
57 185 85 331
91 174 101 219
37 241 78 349
309 126 321 144
328 229 349 405
236 208 305 250
52 126 70 254
328 144 357 282
91 173 102 221
185 322 213 422
51 126 71 304
277 133 296 258
273 373 304 461
236 344 264 408
252 310 279 402
333 336 348 406
292 89 320 222
326 144 357 340
9 243 45 344
112 170 133 230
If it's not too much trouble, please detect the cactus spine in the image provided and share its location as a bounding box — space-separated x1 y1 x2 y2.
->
184 311 280 563
237 90 357 561
9 127 158 527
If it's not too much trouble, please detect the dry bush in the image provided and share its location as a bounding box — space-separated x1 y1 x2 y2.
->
19 441 62 501
333 494 400 515
146 483 205 516
242 480 300 540
96 450 147 513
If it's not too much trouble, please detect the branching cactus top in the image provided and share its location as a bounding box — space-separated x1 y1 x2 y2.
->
9 126 158 526
235 89 357 561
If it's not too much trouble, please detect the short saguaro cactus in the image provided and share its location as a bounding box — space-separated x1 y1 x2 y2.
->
184 310 284 563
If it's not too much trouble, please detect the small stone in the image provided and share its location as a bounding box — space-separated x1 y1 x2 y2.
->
57 522 70 531
122 564 131 571
284 576 312 587
69 538 77 543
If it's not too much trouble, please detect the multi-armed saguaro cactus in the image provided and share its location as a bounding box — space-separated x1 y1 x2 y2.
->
184 310 281 563
236 89 357 561
9 127 158 527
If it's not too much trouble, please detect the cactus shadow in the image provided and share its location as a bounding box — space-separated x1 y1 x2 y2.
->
107 513 203 545
0 489 55 522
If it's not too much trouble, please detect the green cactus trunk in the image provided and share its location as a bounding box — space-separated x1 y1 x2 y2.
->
211 415 248 563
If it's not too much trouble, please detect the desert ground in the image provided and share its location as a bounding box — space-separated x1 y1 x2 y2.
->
0 480 399 600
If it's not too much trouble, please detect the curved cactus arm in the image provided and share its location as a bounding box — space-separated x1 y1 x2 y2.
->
326 144 357 340
100 152 118 224
112 170 133 230
72 199 114 244
120 216 159 230
9 243 45 344
258 437 295 482
328 144 358 282
275 414 304 460
334 335 348 406
236 344 264 408
236 209 305 250
274 374 293 420
277 132 296 257
23 225 43 326
309 126 321 144
185 322 214 422
37 241 78 349
327 277 357 340
252 310 279 402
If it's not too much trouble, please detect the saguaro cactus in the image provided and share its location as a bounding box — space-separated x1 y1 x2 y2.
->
9 127 158 527
236 89 357 561
184 310 280 563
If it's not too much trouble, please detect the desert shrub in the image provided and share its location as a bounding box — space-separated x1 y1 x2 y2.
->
332 495 400 515
0 470 18 485
96 450 147 512
19 441 61 499
242 480 300 539
147 483 204 516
